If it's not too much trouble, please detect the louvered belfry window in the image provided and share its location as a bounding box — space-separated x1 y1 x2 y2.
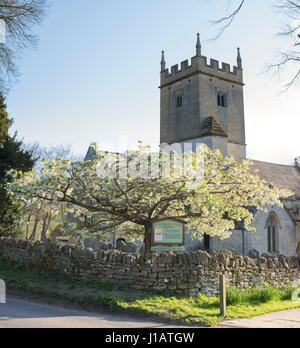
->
217 93 226 107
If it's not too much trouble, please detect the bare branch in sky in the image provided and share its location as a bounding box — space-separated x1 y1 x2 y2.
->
204 0 300 90
0 0 49 91
209 0 245 40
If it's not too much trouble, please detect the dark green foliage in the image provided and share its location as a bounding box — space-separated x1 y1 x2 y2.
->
0 92 36 234
0 134 35 180
0 93 12 138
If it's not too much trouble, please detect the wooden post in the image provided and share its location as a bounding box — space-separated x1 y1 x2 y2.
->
219 274 226 317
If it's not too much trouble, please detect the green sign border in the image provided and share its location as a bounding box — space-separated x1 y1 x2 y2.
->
151 246 185 252
151 218 185 246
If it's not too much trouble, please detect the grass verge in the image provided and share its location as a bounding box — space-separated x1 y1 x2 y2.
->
0 256 299 327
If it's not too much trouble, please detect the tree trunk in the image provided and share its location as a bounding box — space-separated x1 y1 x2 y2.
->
144 223 152 256
25 214 31 240
30 215 39 240
41 212 52 243
41 214 48 243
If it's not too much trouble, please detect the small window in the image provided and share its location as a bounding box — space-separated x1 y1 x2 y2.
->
204 233 210 251
217 93 227 107
176 96 183 108
267 215 278 253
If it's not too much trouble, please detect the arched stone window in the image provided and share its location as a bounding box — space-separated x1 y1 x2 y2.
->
267 214 278 253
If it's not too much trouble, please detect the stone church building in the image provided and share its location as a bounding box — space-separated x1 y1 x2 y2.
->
159 34 300 257
85 35 299 257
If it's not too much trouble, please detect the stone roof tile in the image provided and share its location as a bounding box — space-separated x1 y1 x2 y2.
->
199 116 228 138
249 160 300 197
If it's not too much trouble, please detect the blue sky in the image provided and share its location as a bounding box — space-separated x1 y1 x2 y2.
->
7 0 300 164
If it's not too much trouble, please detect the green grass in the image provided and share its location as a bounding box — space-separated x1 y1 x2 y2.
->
226 285 297 305
118 292 300 327
0 256 299 327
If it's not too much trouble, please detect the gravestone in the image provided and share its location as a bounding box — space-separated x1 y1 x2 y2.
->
248 249 260 259
124 242 138 254
139 244 145 256
116 240 127 252
83 238 108 251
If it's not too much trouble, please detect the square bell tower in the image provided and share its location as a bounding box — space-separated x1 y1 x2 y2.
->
160 34 246 160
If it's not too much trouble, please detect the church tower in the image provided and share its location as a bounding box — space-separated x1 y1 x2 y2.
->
160 34 246 159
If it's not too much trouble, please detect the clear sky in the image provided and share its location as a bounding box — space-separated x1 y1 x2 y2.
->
6 0 300 164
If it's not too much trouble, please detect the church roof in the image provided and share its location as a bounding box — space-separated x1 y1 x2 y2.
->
199 116 228 138
84 146 97 161
249 160 300 197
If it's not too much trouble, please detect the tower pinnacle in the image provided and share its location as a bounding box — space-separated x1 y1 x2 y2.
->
196 33 201 56
237 47 242 68
161 50 166 72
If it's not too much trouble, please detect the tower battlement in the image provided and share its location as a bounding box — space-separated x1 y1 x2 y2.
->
160 35 243 88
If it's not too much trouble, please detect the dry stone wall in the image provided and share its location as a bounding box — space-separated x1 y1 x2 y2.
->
0 237 299 296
